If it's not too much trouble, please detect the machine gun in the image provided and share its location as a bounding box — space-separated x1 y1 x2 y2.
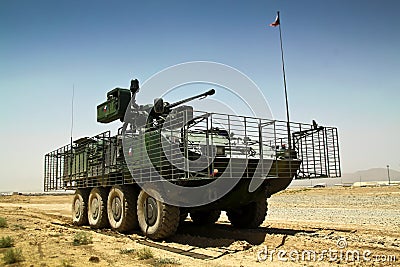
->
164 89 215 111
147 88 215 131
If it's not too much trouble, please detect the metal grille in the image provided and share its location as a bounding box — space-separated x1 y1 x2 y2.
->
44 111 341 191
291 122 341 178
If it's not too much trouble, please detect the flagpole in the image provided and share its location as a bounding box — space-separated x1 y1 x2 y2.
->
276 11 292 151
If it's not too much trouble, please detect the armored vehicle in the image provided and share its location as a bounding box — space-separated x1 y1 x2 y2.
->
44 79 340 239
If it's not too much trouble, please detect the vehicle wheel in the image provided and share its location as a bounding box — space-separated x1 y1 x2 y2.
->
227 198 267 228
88 187 109 229
190 210 221 225
137 189 180 240
72 189 90 226
107 185 139 232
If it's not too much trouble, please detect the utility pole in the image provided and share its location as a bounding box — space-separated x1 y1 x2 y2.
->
386 165 391 185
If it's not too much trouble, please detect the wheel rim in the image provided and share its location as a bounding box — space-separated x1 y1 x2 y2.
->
91 197 99 220
74 199 81 218
111 196 122 221
144 196 158 226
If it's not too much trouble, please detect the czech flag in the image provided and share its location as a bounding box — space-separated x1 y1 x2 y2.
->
269 13 280 27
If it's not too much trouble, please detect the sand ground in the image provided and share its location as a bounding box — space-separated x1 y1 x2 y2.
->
0 186 399 266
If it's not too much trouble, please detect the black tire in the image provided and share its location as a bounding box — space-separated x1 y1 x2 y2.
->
72 189 90 226
107 185 139 232
190 210 221 225
88 187 109 229
227 198 267 228
137 189 180 240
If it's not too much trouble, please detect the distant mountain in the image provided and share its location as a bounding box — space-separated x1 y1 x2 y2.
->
290 167 400 187
341 168 400 184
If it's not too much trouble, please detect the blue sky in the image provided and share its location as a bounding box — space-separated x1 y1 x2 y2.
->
1 0 399 191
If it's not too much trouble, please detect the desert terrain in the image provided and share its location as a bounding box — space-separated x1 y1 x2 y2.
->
0 186 399 266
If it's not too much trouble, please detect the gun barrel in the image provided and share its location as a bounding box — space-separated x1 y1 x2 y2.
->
167 89 215 110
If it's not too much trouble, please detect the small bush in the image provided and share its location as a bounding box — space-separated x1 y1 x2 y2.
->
73 232 92 246
0 236 14 248
120 248 135 254
3 248 23 264
136 247 154 260
153 257 181 266
0 217 7 228
60 259 74 267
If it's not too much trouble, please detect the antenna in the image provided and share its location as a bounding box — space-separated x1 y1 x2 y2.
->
70 84 75 145
69 83 75 180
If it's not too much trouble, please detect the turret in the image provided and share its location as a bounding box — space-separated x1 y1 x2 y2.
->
96 79 215 125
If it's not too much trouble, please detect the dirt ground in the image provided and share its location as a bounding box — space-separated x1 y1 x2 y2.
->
0 186 399 266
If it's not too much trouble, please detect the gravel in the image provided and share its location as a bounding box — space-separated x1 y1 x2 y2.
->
267 187 400 230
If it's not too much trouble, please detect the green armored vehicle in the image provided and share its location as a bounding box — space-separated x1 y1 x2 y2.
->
44 79 341 239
